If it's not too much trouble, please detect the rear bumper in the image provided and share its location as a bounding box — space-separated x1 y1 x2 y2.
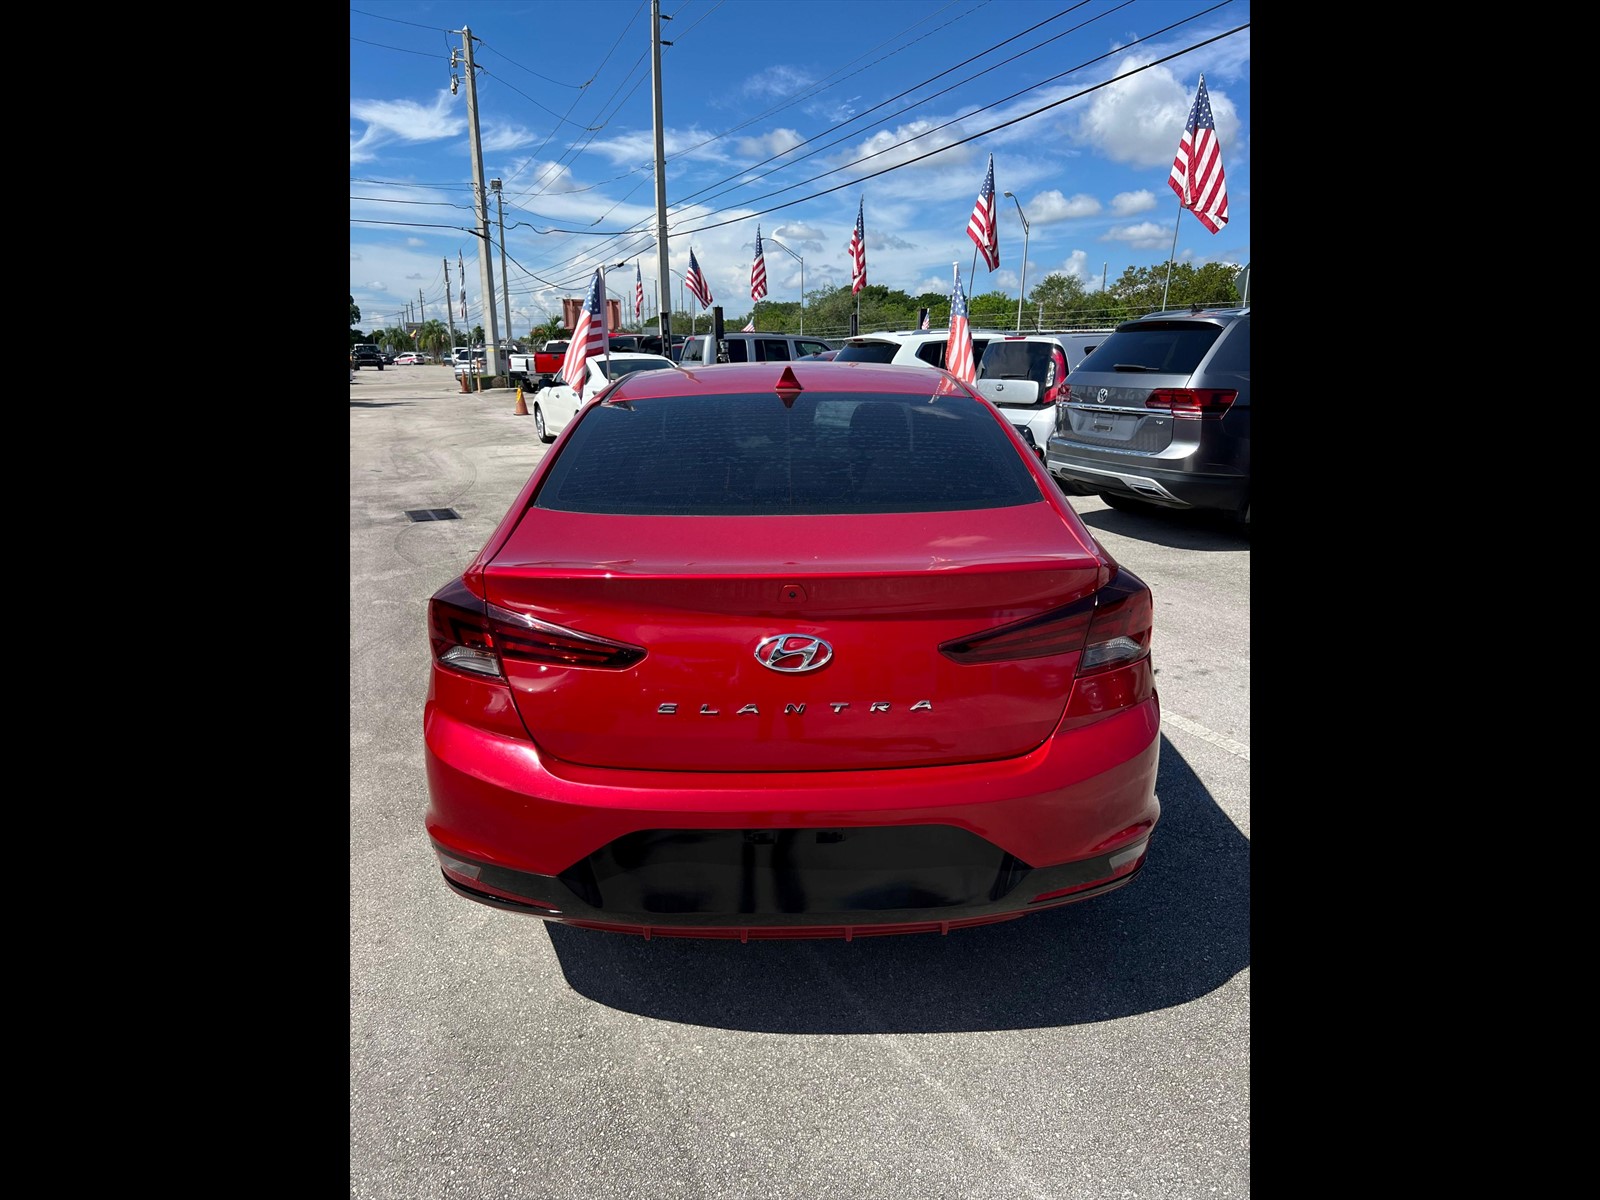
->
1045 447 1247 513
423 696 1160 936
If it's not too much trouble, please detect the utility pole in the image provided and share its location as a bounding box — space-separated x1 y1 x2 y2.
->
444 257 458 355
492 178 514 349
457 28 501 375
651 1 672 350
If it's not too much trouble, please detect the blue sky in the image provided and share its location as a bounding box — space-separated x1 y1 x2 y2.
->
350 0 1250 336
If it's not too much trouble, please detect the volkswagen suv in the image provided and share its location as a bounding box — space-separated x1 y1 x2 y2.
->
1045 308 1250 526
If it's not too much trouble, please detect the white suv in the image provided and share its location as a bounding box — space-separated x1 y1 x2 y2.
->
974 332 1114 459
832 328 1008 371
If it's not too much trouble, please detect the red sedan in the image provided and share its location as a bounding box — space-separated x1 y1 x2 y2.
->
423 360 1159 939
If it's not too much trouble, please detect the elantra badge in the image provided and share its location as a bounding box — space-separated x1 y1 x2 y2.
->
754 634 833 673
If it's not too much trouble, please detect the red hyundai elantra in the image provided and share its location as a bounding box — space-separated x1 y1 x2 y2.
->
424 360 1159 939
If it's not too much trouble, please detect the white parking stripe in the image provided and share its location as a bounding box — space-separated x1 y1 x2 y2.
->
1162 711 1250 762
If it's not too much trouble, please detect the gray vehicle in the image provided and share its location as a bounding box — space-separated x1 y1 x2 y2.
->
1045 308 1250 526
677 331 836 365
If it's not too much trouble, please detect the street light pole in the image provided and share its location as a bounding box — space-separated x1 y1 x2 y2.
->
1003 191 1029 332
768 237 805 334
492 179 514 361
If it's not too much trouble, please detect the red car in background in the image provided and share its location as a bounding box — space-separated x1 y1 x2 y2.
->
423 360 1160 939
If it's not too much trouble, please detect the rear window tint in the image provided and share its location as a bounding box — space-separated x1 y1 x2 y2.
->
834 342 900 364
978 342 1053 383
535 393 1042 515
1077 326 1222 375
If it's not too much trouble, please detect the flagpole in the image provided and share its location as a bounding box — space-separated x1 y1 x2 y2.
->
599 265 611 375
968 245 979 296
1161 200 1184 310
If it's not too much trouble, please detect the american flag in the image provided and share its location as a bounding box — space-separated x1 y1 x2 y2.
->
967 154 999 272
848 199 866 295
920 307 930 331
750 226 768 302
743 319 755 331
458 250 467 320
1169 75 1228 234
685 247 713 308
558 269 606 396
634 261 644 322
946 266 976 385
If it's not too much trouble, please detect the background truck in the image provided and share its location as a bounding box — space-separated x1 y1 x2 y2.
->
508 339 568 387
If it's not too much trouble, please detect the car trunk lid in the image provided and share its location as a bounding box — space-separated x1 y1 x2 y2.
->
483 506 1106 772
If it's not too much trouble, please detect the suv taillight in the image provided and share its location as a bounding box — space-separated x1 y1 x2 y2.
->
1145 388 1237 418
1041 347 1069 405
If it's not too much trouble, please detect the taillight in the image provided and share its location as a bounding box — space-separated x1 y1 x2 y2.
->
1145 388 1237 417
938 568 1153 673
1041 347 1069 405
428 576 646 680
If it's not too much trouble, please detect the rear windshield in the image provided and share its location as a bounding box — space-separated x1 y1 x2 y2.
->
534 392 1042 515
978 342 1053 383
1076 325 1222 375
833 341 900 364
598 357 676 380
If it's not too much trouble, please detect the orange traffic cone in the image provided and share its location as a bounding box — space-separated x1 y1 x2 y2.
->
458 368 470 395
513 386 528 416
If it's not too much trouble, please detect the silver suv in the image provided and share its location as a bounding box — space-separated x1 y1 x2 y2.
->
1045 308 1250 526
974 332 1114 459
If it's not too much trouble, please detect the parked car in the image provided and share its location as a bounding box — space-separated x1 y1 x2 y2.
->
974 332 1113 461
350 344 385 371
527 351 678 444
831 328 1005 372
394 352 428 366
676 331 836 365
423 360 1161 940
797 349 838 361
1045 307 1250 526
452 347 487 376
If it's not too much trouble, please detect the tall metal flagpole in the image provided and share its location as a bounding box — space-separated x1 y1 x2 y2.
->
1161 201 1183 310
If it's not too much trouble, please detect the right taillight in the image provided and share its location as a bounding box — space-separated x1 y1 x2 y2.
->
1145 388 1237 418
939 568 1153 680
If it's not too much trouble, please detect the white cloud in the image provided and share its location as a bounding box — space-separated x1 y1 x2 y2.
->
1026 190 1102 223
1075 57 1241 169
1110 190 1158 217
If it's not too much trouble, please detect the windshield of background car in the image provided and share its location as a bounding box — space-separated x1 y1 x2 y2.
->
1076 324 1222 375
833 341 900 364
598 356 676 379
533 392 1041 516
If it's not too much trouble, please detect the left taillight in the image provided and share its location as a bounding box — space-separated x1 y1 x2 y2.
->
428 576 647 680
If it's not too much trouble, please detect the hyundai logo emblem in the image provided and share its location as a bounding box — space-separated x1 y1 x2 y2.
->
754 634 833 673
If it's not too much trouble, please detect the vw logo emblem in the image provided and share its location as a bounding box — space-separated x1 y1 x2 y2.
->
1096 388 1109 404
754 634 833 673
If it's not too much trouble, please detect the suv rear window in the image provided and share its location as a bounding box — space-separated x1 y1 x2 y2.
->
534 393 1041 516
834 341 900 364
1077 325 1222 375
978 342 1055 385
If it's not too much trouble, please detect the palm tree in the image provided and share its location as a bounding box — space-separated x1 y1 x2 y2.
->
417 319 450 363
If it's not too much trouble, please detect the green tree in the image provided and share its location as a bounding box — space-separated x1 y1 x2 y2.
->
350 294 361 327
417 319 449 361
